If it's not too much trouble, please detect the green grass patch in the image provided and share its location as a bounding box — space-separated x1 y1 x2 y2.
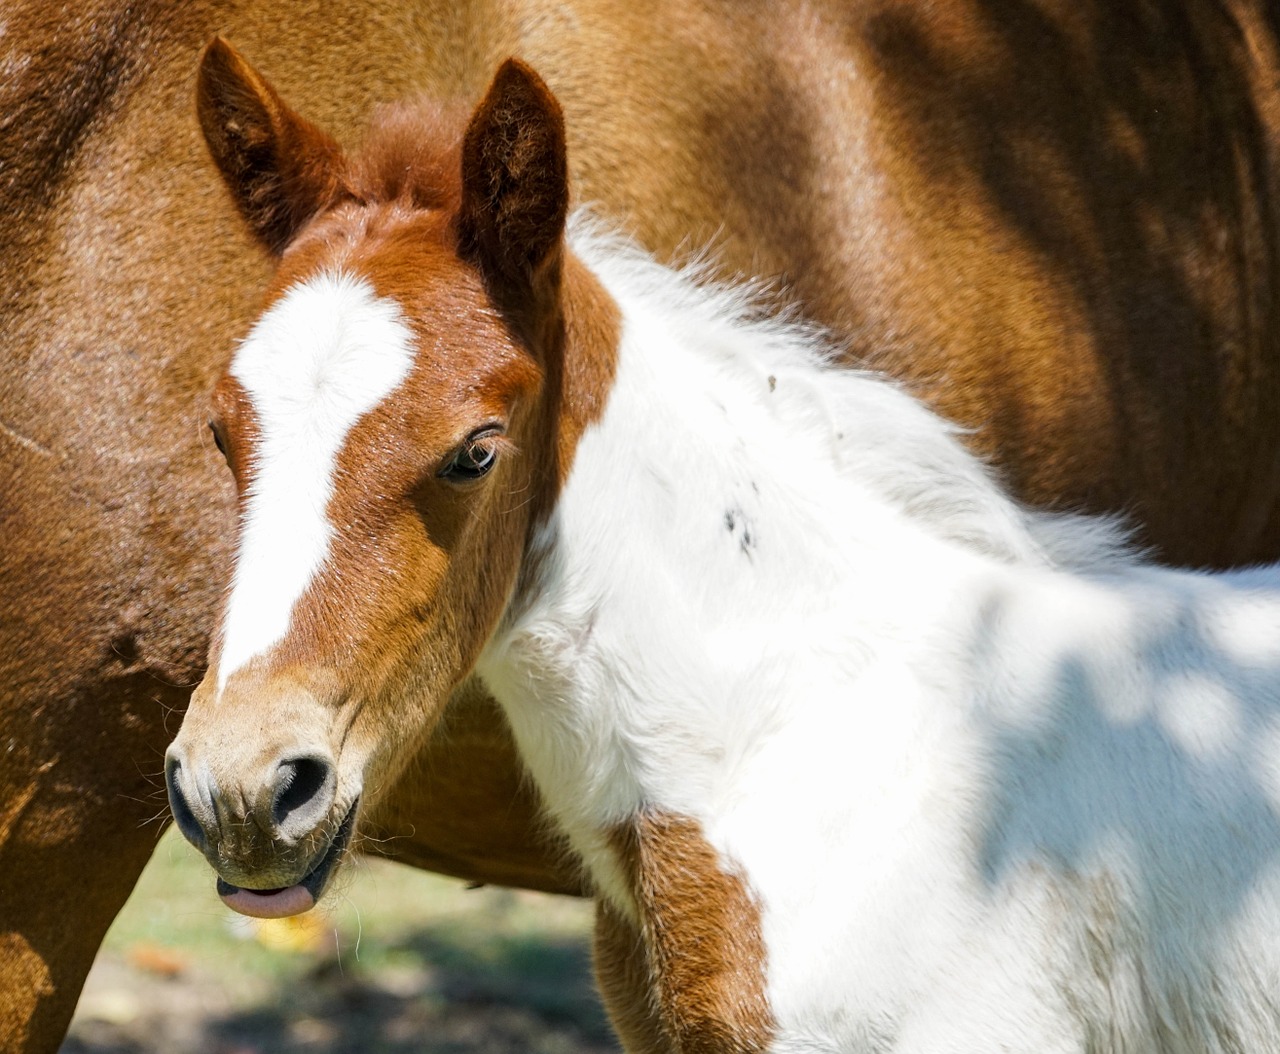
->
67 829 614 1053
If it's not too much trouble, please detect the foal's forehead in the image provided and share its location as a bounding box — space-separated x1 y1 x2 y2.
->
231 270 414 421
210 212 535 687
220 208 540 438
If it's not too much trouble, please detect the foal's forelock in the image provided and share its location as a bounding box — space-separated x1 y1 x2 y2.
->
215 271 415 691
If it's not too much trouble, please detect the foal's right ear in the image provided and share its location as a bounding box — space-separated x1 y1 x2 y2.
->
196 37 351 255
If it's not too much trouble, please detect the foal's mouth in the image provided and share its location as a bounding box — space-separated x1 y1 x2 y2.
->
216 797 360 919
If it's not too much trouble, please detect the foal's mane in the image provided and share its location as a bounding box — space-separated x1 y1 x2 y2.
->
347 99 469 212
569 218 1136 573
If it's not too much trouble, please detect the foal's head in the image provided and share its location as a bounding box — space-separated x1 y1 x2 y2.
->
166 39 589 913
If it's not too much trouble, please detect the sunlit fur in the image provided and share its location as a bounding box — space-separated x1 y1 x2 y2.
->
476 223 1280 1051
219 272 415 690
15 7 1280 1050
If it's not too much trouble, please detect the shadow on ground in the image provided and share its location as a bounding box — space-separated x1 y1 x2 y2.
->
62 920 616 1054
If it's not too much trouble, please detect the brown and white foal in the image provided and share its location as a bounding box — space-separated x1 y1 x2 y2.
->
169 39 1280 1054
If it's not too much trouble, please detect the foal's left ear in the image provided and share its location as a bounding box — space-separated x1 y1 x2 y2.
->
457 60 568 320
196 37 351 255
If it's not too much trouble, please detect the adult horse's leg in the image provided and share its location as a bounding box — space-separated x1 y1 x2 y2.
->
0 696 179 1051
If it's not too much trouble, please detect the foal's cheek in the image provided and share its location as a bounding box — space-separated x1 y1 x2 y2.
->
342 687 441 803
405 471 489 550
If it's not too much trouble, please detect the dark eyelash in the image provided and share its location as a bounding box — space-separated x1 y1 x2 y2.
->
439 429 504 481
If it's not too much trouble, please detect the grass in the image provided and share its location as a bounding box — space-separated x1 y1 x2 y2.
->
63 828 614 1054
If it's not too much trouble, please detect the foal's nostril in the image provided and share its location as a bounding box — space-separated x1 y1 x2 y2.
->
270 754 336 840
165 753 209 852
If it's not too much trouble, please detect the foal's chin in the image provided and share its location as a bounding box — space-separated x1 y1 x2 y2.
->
211 795 362 919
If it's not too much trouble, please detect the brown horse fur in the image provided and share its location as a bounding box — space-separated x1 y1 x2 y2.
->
605 814 776 1054
5 1 1280 1050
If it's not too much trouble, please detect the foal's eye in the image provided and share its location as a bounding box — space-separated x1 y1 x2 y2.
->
208 420 227 457
439 429 502 482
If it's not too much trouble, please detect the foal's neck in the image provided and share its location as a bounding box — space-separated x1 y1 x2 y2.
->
480 229 996 894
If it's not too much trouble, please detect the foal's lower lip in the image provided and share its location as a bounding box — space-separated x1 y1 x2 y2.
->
217 881 316 919
216 798 359 918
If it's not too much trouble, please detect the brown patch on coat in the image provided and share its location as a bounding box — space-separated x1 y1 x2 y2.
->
554 251 621 482
594 901 676 1054
607 812 775 1054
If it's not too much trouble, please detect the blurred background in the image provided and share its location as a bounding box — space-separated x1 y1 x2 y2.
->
60 830 613 1054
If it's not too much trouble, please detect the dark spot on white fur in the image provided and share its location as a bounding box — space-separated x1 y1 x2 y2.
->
725 506 756 559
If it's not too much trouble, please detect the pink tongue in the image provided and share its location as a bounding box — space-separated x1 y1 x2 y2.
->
220 883 315 919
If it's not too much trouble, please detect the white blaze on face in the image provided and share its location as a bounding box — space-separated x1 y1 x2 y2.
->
216 272 414 693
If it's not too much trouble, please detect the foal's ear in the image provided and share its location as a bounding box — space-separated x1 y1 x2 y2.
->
196 37 351 255
457 60 568 316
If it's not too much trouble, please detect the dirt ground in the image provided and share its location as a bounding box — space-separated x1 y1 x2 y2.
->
60 831 617 1054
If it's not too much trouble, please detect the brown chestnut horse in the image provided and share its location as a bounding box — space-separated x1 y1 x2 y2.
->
4 1 1280 1050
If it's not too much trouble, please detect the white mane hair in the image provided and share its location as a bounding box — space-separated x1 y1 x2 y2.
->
567 213 1136 574
476 214 1280 1053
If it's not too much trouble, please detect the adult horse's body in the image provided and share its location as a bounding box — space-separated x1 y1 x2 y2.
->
5 2 1280 1050
170 52 1280 1053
